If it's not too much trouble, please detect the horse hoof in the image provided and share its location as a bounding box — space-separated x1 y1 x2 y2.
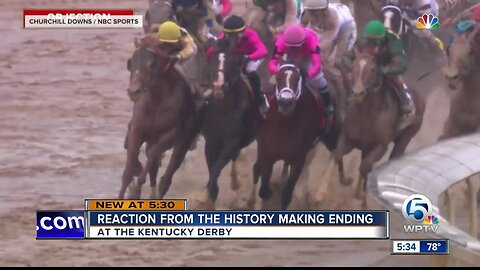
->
259 187 272 200
340 177 353 186
128 185 141 199
354 189 365 201
149 189 157 199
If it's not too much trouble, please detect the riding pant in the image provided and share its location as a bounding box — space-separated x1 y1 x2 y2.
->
285 56 328 91
335 21 357 62
246 59 264 73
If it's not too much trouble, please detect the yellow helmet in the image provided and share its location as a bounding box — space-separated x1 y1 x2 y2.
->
157 21 181 43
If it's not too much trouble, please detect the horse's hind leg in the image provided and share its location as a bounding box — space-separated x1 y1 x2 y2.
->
281 160 305 210
389 121 422 160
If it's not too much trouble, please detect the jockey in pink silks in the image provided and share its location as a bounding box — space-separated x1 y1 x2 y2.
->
207 15 269 113
268 24 334 129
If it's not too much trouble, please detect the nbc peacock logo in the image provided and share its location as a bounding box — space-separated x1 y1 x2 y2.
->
423 215 439 225
416 13 440 30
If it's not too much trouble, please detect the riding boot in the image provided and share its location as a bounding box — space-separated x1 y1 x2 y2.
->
390 76 417 129
391 76 415 117
247 71 269 115
318 86 334 131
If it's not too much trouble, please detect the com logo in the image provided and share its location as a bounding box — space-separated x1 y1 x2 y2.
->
402 194 433 224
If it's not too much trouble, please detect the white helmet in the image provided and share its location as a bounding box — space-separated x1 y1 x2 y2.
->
304 0 329 10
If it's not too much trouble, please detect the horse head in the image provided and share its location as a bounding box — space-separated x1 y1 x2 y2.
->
207 38 244 99
274 64 303 116
380 3 408 39
443 30 478 90
351 47 383 100
126 35 173 101
144 0 175 34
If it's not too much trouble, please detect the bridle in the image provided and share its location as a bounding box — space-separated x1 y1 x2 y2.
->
276 64 302 101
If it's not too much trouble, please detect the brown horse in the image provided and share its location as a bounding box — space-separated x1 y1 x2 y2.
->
440 28 480 140
329 48 425 208
144 0 175 33
253 64 339 210
120 35 203 199
198 38 263 209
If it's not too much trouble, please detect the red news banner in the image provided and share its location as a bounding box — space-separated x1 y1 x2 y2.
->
23 9 143 28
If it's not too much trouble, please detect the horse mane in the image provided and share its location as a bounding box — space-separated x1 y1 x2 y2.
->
139 34 165 55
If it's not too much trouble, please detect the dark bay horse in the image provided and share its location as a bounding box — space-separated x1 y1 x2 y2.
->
198 38 263 209
253 64 340 210
120 35 203 199
440 28 480 140
329 47 425 208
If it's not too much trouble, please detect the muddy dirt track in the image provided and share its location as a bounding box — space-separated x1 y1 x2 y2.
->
0 0 472 266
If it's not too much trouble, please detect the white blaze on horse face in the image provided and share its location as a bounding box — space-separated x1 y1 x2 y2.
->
284 69 293 89
353 59 367 94
384 11 394 32
214 53 226 91
218 53 225 71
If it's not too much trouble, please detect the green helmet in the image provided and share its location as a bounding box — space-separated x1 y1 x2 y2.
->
363 20 386 39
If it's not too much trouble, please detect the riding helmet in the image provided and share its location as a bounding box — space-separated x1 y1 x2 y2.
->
304 0 329 10
284 24 306 47
472 4 480 22
363 20 386 39
157 21 181 43
223 15 246 33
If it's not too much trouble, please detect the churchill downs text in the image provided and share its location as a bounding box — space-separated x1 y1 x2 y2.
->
95 213 375 225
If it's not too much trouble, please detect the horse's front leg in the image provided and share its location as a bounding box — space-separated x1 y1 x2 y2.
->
119 125 143 199
281 159 306 210
157 112 203 200
356 144 388 209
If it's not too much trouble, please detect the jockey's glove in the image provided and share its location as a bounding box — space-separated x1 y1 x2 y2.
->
242 55 250 64
324 105 334 115
169 54 181 64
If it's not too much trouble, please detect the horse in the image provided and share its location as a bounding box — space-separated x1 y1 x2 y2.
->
253 63 340 210
144 0 175 33
197 37 263 209
379 1 447 96
242 4 278 93
329 46 425 208
120 35 203 200
440 28 480 140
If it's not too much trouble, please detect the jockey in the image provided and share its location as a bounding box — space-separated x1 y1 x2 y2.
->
207 15 269 113
400 0 444 52
210 0 233 24
268 24 334 129
157 21 204 108
254 0 304 35
301 0 357 69
362 20 415 120
157 21 197 64
171 0 212 44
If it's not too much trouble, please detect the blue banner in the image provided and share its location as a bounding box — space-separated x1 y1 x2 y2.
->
36 211 85 239
88 211 387 226
419 240 449 254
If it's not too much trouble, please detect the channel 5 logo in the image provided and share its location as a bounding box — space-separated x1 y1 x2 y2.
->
402 194 439 233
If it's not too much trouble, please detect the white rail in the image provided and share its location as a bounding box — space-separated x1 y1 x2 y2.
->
368 133 480 265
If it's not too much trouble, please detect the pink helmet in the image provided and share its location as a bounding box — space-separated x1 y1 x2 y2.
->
283 24 306 47
472 4 480 22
